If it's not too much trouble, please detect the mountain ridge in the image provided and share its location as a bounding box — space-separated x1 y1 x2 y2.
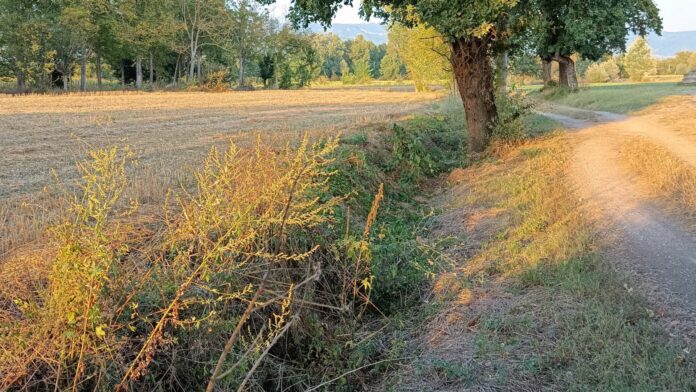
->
311 24 696 57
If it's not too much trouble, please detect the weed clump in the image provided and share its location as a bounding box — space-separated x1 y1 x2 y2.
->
1 110 465 390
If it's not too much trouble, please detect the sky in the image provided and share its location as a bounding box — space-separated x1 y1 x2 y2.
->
268 0 696 32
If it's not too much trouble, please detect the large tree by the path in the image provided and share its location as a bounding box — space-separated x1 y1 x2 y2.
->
267 0 525 152
536 0 662 91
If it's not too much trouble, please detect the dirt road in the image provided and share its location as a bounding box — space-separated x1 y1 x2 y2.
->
547 98 696 307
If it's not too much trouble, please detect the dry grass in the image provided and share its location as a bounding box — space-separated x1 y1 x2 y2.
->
393 133 696 391
0 135 376 390
620 137 696 229
0 89 440 197
0 89 441 256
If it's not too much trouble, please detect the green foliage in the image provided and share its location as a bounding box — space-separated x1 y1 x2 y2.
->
258 52 275 87
535 0 662 61
379 50 404 80
493 92 535 143
278 62 292 89
387 23 450 92
389 116 464 184
352 58 373 84
625 37 657 82
275 27 319 88
656 51 696 75
327 114 465 315
585 63 610 83
313 32 346 79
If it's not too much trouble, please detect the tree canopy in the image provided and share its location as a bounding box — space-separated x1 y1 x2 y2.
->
534 0 662 89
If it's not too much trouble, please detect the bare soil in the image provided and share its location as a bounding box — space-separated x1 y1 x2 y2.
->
562 98 696 308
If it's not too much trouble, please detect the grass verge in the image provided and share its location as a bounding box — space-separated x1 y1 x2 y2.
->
394 134 696 390
531 82 696 113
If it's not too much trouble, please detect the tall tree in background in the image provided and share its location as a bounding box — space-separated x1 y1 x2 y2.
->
258 52 275 86
535 0 662 91
369 43 387 78
0 0 58 92
119 0 177 88
350 34 375 81
179 0 225 82
313 33 346 79
57 0 105 91
379 46 404 80
624 37 656 81
387 23 450 92
224 0 272 87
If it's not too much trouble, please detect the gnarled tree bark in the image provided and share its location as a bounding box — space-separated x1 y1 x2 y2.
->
450 36 497 153
542 57 553 87
556 55 578 91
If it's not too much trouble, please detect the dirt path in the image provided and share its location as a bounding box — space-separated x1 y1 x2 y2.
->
547 101 696 307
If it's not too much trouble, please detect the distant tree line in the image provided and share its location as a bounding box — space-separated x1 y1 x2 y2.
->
0 0 432 92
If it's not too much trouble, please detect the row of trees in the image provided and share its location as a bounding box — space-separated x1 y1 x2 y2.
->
582 38 696 84
0 0 446 92
2 0 411 92
2 0 665 151
279 0 662 151
0 0 277 91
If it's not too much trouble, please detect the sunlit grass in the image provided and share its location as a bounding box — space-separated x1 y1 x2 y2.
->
419 133 696 389
620 137 696 230
530 82 696 113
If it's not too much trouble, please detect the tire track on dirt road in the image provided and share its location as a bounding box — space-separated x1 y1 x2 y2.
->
544 101 696 307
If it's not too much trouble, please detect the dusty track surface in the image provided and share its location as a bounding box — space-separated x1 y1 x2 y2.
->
0 89 439 198
550 98 696 306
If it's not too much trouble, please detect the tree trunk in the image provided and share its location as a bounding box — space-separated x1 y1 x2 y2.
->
96 54 102 90
63 72 69 92
542 58 553 87
149 51 154 85
197 56 203 85
174 54 180 84
496 52 509 92
556 55 578 91
136 55 143 89
189 37 198 81
121 61 126 87
17 71 25 93
450 36 497 153
238 55 245 87
80 54 87 92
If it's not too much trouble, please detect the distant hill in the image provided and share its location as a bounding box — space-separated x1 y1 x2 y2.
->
308 23 388 44
312 24 696 57
627 31 696 57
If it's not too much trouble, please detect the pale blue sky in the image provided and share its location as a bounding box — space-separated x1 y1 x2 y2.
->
268 0 695 32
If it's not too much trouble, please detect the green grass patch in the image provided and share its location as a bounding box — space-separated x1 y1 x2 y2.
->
532 82 696 113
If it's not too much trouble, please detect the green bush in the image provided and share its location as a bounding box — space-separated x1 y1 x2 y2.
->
493 92 535 143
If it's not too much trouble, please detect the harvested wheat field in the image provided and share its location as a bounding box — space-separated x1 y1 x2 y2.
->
0 89 440 198
0 89 443 256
